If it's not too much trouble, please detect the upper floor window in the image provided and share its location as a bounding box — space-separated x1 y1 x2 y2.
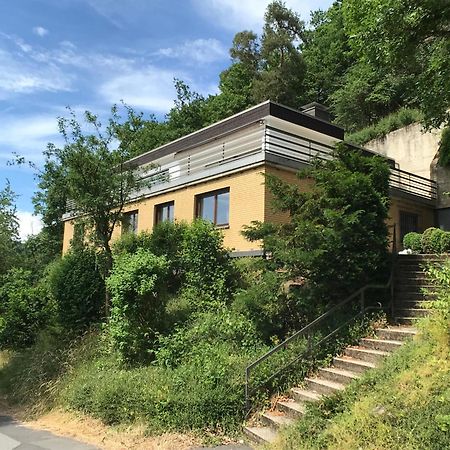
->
155 201 174 225
122 210 139 234
196 188 229 226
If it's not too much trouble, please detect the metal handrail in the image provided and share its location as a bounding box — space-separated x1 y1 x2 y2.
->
244 226 397 412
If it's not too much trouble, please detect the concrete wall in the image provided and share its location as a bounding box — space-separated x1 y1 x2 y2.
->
365 123 442 179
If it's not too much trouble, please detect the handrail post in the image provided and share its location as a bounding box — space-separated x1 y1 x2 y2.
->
245 367 250 413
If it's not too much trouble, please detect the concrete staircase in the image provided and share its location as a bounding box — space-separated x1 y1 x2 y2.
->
244 325 417 445
393 254 442 324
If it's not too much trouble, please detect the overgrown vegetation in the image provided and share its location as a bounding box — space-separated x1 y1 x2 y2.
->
271 263 450 450
403 227 450 254
345 108 423 146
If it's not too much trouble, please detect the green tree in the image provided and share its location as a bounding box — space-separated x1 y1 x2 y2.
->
302 1 354 106
43 105 152 315
0 182 20 274
244 144 390 303
343 0 450 129
253 1 306 107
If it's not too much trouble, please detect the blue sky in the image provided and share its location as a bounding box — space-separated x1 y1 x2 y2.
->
0 0 332 238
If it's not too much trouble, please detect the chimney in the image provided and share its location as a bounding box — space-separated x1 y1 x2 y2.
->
301 102 331 123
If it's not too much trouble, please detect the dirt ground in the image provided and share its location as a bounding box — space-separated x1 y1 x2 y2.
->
2 404 201 450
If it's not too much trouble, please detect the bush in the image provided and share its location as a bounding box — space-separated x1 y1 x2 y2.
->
421 227 439 254
439 232 450 253
106 249 169 364
403 232 423 253
346 108 422 146
181 220 235 309
156 309 260 368
0 269 53 349
47 247 104 334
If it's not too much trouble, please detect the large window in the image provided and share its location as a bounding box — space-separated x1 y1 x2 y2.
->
400 211 419 240
155 201 174 225
122 210 139 234
196 188 229 226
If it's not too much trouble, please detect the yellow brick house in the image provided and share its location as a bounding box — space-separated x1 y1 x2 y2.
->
62 101 437 255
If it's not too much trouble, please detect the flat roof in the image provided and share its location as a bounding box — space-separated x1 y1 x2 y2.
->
126 100 345 167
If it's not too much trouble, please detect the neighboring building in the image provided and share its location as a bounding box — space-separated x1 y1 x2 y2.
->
62 101 438 254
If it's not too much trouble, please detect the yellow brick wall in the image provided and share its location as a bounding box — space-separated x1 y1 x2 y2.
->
63 165 268 253
263 165 313 225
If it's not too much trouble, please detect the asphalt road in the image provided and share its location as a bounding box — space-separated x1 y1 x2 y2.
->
0 415 98 450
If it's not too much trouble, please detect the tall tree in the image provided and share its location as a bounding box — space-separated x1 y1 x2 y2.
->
343 0 450 129
253 1 306 107
302 1 354 106
44 106 151 315
0 182 20 275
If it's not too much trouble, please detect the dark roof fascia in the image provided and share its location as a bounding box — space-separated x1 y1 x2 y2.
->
126 101 345 167
268 102 344 140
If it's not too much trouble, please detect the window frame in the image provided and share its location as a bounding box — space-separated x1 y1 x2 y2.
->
154 201 175 225
399 210 419 240
122 210 139 235
195 187 230 227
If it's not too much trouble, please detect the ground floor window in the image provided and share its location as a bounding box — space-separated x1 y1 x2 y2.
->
400 211 419 240
155 201 174 224
196 188 229 226
122 210 139 234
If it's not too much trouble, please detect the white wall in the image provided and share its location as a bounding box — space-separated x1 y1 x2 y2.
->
365 123 442 179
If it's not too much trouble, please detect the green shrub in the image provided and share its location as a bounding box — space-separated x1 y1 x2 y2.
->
156 309 260 368
403 232 423 252
47 247 104 334
421 227 439 254
181 220 235 309
106 249 169 364
440 232 450 253
346 108 422 146
438 127 450 168
0 269 53 349
426 261 450 319
430 228 445 254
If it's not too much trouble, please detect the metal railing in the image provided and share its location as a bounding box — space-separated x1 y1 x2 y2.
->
244 225 397 413
264 127 437 202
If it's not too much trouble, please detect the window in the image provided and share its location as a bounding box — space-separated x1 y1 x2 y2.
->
400 211 419 240
122 210 139 234
155 201 174 224
196 188 229 226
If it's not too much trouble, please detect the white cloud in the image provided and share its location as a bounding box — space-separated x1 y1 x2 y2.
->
0 114 60 163
100 67 178 112
17 211 43 240
157 38 227 64
33 26 49 37
192 0 333 31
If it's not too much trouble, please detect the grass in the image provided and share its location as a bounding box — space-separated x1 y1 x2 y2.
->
270 314 450 450
345 108 423 146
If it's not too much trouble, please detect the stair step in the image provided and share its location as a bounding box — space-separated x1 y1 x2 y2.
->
395 284 436 292
333 356 377 373
244 426 277 444
376 327 417 341
395 308 430 318
261 411 294 429
344 346 390 364
359 337 403 352
277 400 306 419
395 300 429 308
318 367 360 385
290 387 322 403
395 291 436 300
305 377 346 395
395 316 419 325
